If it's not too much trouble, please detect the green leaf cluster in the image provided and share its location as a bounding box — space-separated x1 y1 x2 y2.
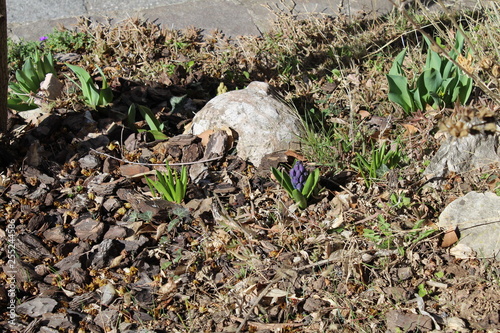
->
271 163 321 209
363 215 395 250
66 64 113 109
7 38 41 70
8 51 56 111
352 142 402 187
127 104 168 140
44 30 93 53
145 164 188 204
387 29 473 114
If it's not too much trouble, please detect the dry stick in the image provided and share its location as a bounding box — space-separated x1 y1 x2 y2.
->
234 255 348 332
89 148 223 166
235 275 283 333
390 0 500 105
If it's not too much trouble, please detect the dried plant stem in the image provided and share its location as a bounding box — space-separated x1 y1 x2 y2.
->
235 275 283 333
89 148 222 166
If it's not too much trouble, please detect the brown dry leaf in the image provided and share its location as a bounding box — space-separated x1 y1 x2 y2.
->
323 193 353 228
450 244 476 259
154 223 169 240
109 253 126 268
327 117 349 125
197 129 214 147
402 123 419 136
441 228 459 248
199 126 235 150
158 278 177 296
284 150 305 161
359 110 371 119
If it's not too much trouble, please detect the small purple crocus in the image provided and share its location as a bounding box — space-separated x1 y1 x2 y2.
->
39 36 48 42
289 161 308 191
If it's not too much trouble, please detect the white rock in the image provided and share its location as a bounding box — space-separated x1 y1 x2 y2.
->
438 191 500 260
39 73 63 101
189 81 303 167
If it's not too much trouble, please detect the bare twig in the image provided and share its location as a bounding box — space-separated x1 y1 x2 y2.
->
235 274 283 333
89 148 223 166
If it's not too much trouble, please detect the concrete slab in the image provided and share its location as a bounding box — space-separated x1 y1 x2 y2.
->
6 0 396 41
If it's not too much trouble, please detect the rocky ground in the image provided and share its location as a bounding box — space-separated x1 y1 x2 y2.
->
1 6 500 333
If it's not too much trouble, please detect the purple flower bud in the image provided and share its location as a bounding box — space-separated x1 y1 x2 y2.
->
39 36 48 42
290 161 308 191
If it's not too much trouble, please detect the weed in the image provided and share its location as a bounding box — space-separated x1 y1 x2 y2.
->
43 29 93 53
352 142 403 187
7 38 41 71
300 107 359 169
417 283 430 297
403 219 435 246
167 206 190 233
389 192 412 210
363 215 396 250
145 163 188 204
128 210 153 222
127 104 168 140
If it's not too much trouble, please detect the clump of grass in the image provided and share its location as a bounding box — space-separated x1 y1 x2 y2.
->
43 28 94 54
7 38 40 71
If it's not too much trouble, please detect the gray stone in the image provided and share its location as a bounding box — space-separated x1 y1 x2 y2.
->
54 253 85 272
79 154 101 170
133 311 154 322
438 191 500 260
100 283 117 306
189 81 303 167
116 188 180 220
119 234 149 252
86 174 126 196
26 184 48 201
397 267 413 281
39 73 63 101
17 297 57 317
8 0 398 41
303 297 327 313
424 134 500 183
23 166 56 186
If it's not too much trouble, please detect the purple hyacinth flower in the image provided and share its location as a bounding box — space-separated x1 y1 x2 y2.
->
290 161 308 191
39 36 48 42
